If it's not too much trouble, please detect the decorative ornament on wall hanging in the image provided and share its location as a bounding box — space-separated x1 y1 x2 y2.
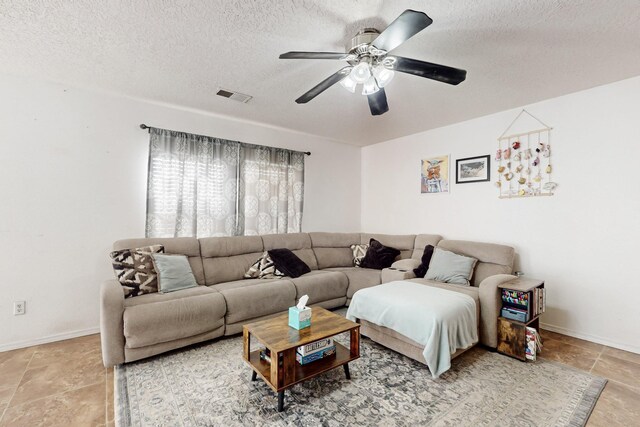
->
495 109 557 199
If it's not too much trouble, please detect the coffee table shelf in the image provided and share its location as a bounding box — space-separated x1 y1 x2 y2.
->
248 342 355 392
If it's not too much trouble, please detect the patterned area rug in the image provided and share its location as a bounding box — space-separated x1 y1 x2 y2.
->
115 334 605 426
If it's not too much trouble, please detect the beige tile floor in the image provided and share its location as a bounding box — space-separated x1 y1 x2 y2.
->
0 330 638 426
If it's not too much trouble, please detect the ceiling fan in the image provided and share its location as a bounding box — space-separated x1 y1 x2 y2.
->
280 9 467 116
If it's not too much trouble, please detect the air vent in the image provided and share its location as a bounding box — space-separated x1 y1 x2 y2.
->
216 88 253 103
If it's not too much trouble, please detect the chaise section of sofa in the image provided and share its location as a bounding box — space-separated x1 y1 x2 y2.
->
409 239 516 348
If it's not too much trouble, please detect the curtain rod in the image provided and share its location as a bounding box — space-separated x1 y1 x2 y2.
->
139 124 311 156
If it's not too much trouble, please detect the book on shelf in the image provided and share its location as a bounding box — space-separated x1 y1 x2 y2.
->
525 327 537 361
296 345 336 365
297 338 334 356
259 348 285 367
259 348 271 364
525 327 543 361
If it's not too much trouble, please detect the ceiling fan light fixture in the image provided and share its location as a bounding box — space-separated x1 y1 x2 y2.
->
340 74 357 93
372 64 395 88
350 62 371 83
362 76 380 95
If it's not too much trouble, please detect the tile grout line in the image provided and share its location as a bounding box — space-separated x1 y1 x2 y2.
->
589 345 605 374
2 378 107 413
0 350 36 423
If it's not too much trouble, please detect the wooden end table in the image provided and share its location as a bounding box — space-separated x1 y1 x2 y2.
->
497 277 545 361
242 307 360 412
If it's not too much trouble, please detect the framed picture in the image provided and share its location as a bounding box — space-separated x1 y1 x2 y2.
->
421 155 449 194
456 155 491 184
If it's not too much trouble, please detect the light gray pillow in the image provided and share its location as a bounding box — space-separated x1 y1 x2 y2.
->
425 248 477 286
152 254 198 293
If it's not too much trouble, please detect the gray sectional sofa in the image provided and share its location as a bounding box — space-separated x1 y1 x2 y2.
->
100 232 515 367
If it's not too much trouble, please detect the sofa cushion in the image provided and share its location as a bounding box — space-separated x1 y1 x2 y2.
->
114 238 205 286
123 286 226 349
220 280 297 324
425 248 477 286
408 278 480 319
437 240 515 286
360 239 401 270
110 244 164 298
309 232 361 269
268 248 311 278
200 236 264 285
209 278 284 292
325 267 382 299
289 270 348 305
411 234 443 260
262 233 318 270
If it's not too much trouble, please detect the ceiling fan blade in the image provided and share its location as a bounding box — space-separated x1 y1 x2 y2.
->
367 88 389 116
390 56 467 85
295 67 352 104
371 9 433 53
280 51 352 60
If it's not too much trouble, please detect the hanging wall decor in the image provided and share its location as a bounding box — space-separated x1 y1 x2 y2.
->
421 155 450 194
496 110 557 198
456 155 490 184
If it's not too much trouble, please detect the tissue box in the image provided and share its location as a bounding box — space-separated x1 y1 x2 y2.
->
288 306 311 330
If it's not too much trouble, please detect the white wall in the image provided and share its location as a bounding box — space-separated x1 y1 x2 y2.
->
361 76 640 353
0 74 361 350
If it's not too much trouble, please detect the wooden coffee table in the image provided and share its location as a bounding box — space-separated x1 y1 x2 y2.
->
243 307 360 412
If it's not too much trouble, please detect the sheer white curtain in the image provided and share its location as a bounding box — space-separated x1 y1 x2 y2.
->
145 128 304 238
240 144 305 235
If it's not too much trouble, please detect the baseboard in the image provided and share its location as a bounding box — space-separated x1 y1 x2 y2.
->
0 327 101 353
540 322 640 354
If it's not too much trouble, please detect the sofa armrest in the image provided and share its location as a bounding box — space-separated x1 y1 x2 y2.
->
100 279 126 367
381 268 416 283
478 274 517 348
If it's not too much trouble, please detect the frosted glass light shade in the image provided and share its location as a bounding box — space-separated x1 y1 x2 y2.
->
340 75 357 93
362 76 380 95
373 65 395 88
350 62 371 83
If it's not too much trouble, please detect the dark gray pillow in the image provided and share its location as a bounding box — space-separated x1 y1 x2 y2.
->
413 244 435 278
359 239 401 270
268 248 311 278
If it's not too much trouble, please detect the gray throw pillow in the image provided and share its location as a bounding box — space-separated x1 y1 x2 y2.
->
425 248 477 286
151 254 198 293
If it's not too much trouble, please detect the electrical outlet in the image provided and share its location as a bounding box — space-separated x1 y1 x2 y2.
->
13 301 26 315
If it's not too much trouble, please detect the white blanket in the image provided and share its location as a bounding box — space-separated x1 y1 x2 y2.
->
346 281 478 378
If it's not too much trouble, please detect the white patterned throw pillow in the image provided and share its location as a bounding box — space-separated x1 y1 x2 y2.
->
350 244 369 267
245 251 285 279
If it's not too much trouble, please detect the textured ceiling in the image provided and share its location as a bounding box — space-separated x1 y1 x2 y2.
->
1 1 639 146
